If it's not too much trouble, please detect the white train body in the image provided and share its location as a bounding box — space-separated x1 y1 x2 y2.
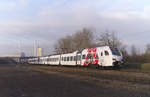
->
28 46 123 67
47 55 60 65
60 52 77 66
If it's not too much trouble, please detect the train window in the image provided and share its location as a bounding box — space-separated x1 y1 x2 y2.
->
101 52 103 56
67 57 69 61
82 55 86 59
63 57 65 61
66 57 67 61
61 57 63 61
74 56 77 61
64 57 66 61
78 55 81 61
70 56 73 61
105 51 109 56
111 50 121 56
69 57 71 61
87 54 92 59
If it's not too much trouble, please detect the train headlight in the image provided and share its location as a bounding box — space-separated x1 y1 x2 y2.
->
113 58 116 62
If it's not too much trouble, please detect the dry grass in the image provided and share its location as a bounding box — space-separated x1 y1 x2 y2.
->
141 63 150 71
23 65 150 94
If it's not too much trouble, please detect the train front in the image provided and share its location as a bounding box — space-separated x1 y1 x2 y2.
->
110 47 123 67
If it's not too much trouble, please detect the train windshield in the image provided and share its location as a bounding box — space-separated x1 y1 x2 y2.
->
110 47 121 56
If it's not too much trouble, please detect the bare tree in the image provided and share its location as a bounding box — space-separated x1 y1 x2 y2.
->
54 35 74 54
145 44 150 55
97 31 121 48
143 44 150 62
131 45 137 57
73 28 94 50
54 28 95 54
129 45 140 63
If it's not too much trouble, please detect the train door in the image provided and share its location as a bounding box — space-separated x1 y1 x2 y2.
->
103 50 112 66
59 55 61 65
100 51 104 66
76 53 81 65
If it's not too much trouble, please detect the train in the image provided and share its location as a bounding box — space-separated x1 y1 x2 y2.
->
28 46 123 68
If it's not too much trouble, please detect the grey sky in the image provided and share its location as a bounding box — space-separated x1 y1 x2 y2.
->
0 0 150 56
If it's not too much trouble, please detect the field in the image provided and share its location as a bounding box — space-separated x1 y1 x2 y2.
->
23 64 150 94
1 65 150 97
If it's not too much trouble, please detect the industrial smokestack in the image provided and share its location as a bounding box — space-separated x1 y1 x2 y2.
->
37 48 42 57
34 40 37 57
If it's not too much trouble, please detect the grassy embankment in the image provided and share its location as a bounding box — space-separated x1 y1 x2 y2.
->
123 63 150 71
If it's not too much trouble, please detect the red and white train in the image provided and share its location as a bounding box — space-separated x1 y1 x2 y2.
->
28 46 123 68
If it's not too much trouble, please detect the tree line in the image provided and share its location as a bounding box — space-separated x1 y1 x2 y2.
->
54 28 150 63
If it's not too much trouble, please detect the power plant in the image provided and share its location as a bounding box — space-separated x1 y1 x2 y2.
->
34 41 43 57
